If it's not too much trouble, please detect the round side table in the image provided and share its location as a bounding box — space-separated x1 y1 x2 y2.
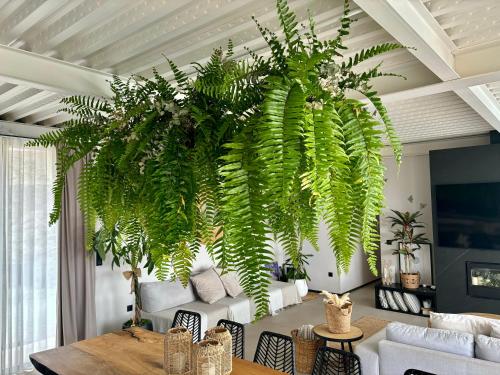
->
312 324 363 352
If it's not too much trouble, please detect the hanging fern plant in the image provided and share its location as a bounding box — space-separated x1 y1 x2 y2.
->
29 0 403 319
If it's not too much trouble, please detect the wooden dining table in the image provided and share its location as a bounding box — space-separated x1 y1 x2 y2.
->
30 328 285 375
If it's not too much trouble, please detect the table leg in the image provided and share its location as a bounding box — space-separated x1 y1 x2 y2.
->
348 342 353 352
341 342 345 351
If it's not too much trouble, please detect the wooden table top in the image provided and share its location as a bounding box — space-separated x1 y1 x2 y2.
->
30 328 285 375
313 324 363 342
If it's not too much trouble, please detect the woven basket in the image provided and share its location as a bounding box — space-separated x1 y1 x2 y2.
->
204 327 232 375
291 329 323 374
401 272 420 289
325 302 352 334
193 339 224 375
164 327 192 375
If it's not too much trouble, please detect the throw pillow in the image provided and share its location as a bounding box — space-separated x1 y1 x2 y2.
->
218 271 243 298
403 293 421 314
491 325 500 339
392 291 408 312
190 267 227 304
378 290 389 309
386 322 474 357
385 290 399 311
476 334 500 363
430 313 500 337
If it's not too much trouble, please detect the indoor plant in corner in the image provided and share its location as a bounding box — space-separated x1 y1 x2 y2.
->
94 224 154 330
389 210 430 289
284 253 312 298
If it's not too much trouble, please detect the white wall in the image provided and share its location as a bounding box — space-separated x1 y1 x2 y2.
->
380 135 490 284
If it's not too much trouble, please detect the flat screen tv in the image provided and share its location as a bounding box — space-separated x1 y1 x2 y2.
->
436 182 500 250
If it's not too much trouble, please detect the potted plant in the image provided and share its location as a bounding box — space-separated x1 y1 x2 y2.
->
284 253 312 298
94 224 154 330
388 210 429 289
320 291 352 333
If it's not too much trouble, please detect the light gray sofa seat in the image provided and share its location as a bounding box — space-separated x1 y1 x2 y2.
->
355 327 500 375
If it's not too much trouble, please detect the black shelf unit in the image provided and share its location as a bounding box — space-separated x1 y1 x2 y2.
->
375 282 437 317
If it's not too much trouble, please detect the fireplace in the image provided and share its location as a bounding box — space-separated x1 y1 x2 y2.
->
467 262 500 300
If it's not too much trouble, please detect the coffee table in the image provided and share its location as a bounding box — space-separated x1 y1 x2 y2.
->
313 323 363 352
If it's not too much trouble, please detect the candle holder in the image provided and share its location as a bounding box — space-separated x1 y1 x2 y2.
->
193 339 223 375
164 327 193 375
204 327 232 375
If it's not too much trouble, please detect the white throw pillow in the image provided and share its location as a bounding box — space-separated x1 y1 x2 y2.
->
385 290 399 311
403 293 421 314
491 325 500 339
218 271 243 298
430 313 500 337
392 291 408 312
190 267 227 304
386 322 474 357
476 335 500 363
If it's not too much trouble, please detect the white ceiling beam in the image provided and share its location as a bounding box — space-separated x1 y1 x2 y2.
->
4 94 60 121
354 0 500 132
0 44 115 98
0 120 55 139
455 41 500 78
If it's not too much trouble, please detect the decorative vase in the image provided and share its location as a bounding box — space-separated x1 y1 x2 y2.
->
382 260 393 286
401 272 420 289
193 339 223 375
294 279 308 298
324 302 352 334
164 327 192 375
204 327 232 375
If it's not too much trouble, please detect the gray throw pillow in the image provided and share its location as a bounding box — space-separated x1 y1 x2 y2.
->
140 279 196 313
217 270 243 298
190 267 227 304
386 322 474 357
476 334 500 363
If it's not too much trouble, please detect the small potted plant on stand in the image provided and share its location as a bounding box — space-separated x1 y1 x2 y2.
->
388 210 429 289
284 253 312 298
94 225 154 330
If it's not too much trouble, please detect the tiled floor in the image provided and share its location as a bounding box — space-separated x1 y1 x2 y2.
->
243 281 428 361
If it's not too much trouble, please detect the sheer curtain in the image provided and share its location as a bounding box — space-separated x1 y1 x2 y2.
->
0 136 58 374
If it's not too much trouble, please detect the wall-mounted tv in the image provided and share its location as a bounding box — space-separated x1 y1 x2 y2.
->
436 182 500 250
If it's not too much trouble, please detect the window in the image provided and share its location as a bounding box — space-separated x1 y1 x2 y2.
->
0 136 57 374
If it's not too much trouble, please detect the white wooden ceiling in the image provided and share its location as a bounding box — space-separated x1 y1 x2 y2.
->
1 0 500 144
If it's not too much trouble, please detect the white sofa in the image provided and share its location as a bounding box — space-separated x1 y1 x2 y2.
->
355 325 500 375
140 277 301 333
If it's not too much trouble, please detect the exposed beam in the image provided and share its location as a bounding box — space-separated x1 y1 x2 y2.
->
0 120 55 139
0 44 115 98
354 0 500 132
373 70 500 103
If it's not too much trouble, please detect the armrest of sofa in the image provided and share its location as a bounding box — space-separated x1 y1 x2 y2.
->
354 328 385 375
379 339 500 375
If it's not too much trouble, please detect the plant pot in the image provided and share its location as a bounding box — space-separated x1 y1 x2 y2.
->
324 302 352 334
294 279 308 298
122 318 153 331
401 272 420 289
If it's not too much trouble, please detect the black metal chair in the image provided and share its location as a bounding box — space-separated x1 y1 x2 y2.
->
312 346 362 375
253 331 295 374
171 309 202 342
217 319 245 359
404 370 436 375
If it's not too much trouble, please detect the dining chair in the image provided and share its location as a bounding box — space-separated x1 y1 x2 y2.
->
312 346 362 375
404 370 436 375
217 319 245 359
171 309 202 342
253 331 295 374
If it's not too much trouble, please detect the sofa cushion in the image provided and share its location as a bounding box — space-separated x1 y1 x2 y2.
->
430 312 500 337
190 267 226 304
492 325 500 339
386 322 474 357
393 291 408 312
218 271 243 298
140 279 196 313
385 290 399 310
476 335 500 363
403 292 421 314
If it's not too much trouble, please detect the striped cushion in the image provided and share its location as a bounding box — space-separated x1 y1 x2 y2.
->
385 290 399 311
403 293 421 314
393 291 409 312
379 289 389 308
